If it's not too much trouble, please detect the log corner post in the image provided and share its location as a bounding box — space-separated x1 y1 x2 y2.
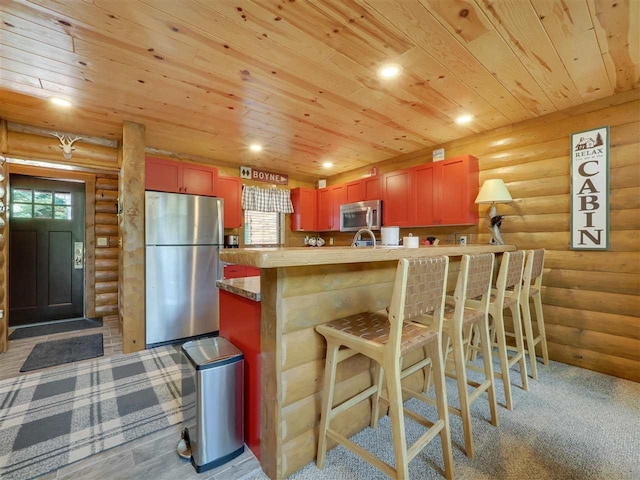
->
119 121 146 353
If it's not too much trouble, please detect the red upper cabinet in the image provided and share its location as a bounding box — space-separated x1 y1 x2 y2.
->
145 157 182 193
145 157 218 196
317 188 332 231
317 185 347 231
415 164 437 226
413 155 479 226
290 187 317 231
346 180 364 203
331 184 347 231
363 176 382 200
437 155 479 225
217 175 242 228
382 168 415 226
182 163 217 196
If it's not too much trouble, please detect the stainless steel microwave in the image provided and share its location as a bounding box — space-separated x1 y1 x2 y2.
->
339 200 382 232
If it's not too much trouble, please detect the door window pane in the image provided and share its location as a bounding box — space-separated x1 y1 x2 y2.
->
54 205 72 220
34 204 53 219
13 189 32 203
54 192 71 205
12 203 32 218
34 190 53 204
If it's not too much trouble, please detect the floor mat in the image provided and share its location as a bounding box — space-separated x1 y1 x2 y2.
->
0 346 182 480
19 334 104 372
9 318 103 340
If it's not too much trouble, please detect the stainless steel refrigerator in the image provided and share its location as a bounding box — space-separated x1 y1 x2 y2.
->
145 191 224 346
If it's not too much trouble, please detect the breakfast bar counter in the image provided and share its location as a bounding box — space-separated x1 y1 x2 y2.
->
219 244 515 479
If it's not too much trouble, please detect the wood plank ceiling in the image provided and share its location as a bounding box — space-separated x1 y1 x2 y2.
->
0 0 638 180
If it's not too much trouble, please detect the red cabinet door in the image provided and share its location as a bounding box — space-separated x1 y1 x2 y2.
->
382 168 415 226
415 164 437 226
439 155 479 225
290 187 318 231
182 163 217 196
331 184 347 231
345 180 364 203
317 188 332 231
145 157 181 193
363 176 382 200
217 176 242 228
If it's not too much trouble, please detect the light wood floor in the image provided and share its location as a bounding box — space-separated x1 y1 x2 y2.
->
0 315 123 381
37 424 266 480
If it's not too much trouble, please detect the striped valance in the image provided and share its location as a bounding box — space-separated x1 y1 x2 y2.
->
241 185 294 213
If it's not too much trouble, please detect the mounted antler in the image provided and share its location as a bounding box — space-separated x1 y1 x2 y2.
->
52 132 83 160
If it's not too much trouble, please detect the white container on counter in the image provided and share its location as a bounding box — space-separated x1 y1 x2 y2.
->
403 235 419 248
381 226 400 246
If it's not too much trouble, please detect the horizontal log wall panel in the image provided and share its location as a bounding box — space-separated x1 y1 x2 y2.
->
543 269 639 296
95 248 118 259
6 130 118 169
281 354 371 407
545 324 640 362
281 262 397 298
95 224 118 236
545 250 640 274
281 283 393 334
281 370 372 443
543 305 640 340
96 189 118 201
95 270 118 282
95 281 118 294
547 342 639 383
541 287 639 317
95 304 118 317
96 177 118 190
96 292 118 307
500 231 638 252
486 209 640 233
95 201 118 213
95 258 118 270
95 213 118 225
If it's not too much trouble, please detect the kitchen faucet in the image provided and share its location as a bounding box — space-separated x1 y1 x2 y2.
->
351 228 376 247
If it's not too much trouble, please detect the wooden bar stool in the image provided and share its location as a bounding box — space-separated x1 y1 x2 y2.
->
520 249 549 380
315 256 453 479
442 253 498 459
467 250 529 410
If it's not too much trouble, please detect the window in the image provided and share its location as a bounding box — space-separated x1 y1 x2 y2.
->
11 188 72 220
244 210 284 246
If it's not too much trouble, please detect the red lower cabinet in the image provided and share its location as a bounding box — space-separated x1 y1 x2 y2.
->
219 290 261 459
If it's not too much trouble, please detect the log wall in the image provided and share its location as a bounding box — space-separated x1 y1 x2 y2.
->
94 175 119 318
329 89 640 382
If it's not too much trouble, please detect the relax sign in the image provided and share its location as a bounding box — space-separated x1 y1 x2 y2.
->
570 126 609 250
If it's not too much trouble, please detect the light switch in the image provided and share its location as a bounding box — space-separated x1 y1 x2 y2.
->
97 237 109 247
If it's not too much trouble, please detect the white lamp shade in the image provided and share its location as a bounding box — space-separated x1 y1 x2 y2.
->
475 179 512 204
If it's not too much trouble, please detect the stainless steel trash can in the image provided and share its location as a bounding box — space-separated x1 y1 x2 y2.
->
181 337 244 473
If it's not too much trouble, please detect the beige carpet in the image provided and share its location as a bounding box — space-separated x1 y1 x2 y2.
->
286 359 640 479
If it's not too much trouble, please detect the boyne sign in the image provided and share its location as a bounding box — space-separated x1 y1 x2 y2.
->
571 126 609 250
240 166 288 185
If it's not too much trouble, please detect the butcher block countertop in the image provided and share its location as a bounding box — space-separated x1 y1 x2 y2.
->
219 244 516 268
216 276 261 302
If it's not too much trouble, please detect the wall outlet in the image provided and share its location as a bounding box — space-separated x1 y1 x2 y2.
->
329 237 334 245
0 310 4 319
304 235 309 245
97 237 109 247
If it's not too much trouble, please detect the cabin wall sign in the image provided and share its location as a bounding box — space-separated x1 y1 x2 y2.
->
570 126 609 250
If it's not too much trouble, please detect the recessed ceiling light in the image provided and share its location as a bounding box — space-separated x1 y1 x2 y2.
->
322 161 333 168
249 144 262 152
455 114 473 125
50 97 72 108
378 64 402 78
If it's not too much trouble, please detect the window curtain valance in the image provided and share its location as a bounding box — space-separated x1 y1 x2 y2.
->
242 185 294 213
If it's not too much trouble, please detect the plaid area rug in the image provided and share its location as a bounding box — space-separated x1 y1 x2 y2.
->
0 346 182 480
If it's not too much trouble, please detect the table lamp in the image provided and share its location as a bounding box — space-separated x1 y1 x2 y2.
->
475 179 512 245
